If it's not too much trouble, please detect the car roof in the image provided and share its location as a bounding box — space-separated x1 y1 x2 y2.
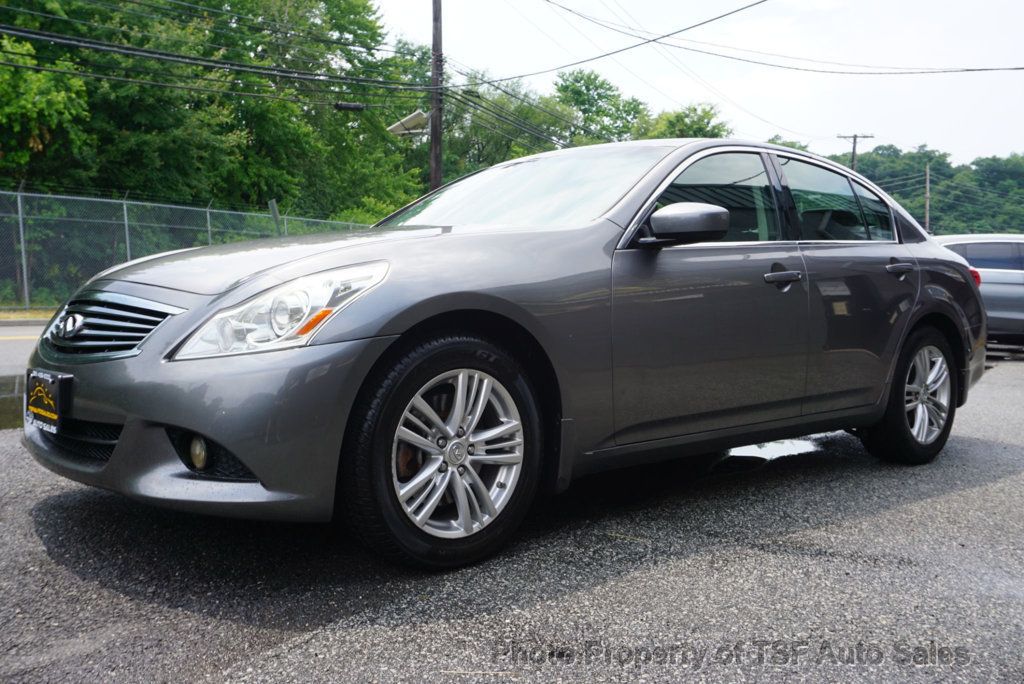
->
934 233 1024 243
513 138 856 179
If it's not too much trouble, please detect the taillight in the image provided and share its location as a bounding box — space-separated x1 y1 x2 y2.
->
969 267 982 287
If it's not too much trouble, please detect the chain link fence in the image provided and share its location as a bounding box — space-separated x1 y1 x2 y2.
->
0 190 370 309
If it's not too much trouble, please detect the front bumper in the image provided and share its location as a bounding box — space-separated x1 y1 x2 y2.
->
23 334 396 522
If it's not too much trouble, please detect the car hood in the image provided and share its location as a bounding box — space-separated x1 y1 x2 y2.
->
90 226 440 295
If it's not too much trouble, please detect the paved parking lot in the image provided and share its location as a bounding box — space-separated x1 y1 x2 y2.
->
1 357 1023 682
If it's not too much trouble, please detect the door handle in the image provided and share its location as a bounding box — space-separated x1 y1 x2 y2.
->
763 270 803 284
885 262 916 275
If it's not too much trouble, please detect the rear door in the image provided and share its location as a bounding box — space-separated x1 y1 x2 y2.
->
611 150 809 444
773 155 920 414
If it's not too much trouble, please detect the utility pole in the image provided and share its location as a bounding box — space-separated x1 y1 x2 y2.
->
837 133 874 171
924 163 931 233
429 0 443 190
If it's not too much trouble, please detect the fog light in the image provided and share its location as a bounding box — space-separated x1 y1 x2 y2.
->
189 436 208 470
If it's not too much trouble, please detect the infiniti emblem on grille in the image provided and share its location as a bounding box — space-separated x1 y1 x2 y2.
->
56 313 85 339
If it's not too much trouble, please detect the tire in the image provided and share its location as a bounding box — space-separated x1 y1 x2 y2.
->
340 334 542 568
860 326 958 465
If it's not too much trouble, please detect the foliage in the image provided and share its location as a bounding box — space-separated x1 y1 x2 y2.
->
1 0 421 217
766 134 809 151
554 70 648 144
633 104 732 140
826 145 1024 234
0 0 1020 242
0 36 90 176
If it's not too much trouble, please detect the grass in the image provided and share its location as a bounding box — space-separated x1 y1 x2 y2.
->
0 309 56 321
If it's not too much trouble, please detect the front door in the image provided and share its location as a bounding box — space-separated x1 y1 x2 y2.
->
611 151 809 445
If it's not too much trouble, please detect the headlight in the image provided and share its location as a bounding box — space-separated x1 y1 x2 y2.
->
174 261 388 360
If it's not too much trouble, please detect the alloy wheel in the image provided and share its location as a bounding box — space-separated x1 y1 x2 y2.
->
391 369 524 539
904 345 952 445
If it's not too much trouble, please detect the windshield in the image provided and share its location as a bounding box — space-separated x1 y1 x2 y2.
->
380 145 674 228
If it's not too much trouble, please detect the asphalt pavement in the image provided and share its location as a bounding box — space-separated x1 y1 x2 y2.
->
1 356 1023 682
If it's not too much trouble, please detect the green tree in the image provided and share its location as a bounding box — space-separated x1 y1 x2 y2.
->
633 104 732 140
827 145 1024 235
4 0 421 217
554 69 648 143
0 36 90 180
766 134 808 151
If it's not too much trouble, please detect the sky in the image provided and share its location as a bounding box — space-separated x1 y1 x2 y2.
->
371 0 1024 164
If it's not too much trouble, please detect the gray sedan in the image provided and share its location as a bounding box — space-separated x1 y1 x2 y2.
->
23 140 986 567
935 234 1024 345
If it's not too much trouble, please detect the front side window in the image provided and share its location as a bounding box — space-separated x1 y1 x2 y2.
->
853 182 895 240
780 157 871 241
963 242 1024 270
652 152 780 242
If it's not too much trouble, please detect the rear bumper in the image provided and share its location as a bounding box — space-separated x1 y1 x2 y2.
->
22 335 396 521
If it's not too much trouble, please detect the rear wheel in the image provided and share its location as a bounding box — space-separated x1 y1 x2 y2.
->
341 335 541 568
861 327 957 465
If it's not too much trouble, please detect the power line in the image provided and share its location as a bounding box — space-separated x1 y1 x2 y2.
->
876 173 927 187
0 24 436 92
456 91 566 145
0 46 427 108
939 182 1023 201
464 0 772 85
541 0 1024 76
538 0 698 130
450 91 564 148
448 60 608 141
1 10 579 150
119 0 414 57
6 2 427 83
465 115 546 154
542 0 824 139
0 56 392 108
872 171 930 184
0 5 431 99
457 104 549 154
0 10 419 87
546 1 952 72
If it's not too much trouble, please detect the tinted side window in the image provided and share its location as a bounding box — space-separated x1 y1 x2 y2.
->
779 157 869 241
853 182 895 240
944 243 968 257
964 242 1024 270
654 153 780 242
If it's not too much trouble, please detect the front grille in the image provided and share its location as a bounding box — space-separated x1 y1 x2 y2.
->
39 417 123 464
47 292 184 356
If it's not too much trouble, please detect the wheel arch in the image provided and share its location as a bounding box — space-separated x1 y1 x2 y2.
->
335 307 566 518
903 309 971 407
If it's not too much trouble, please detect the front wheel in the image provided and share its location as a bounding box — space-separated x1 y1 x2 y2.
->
340 335 542 568
860 327 958 465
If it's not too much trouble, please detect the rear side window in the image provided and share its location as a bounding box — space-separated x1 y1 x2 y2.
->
653 152 780 242
962 242 1024 270
779 157 877 241
852 182 895 240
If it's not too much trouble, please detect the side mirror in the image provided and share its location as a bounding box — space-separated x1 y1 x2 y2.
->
644 202 730 246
